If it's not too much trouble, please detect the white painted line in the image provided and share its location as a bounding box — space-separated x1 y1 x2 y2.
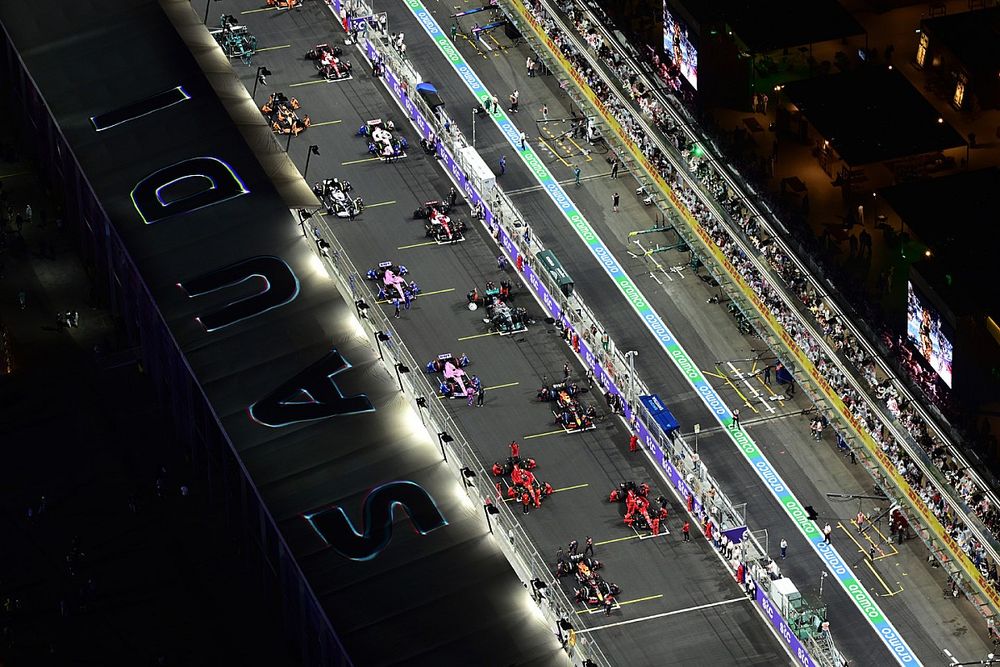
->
401 6 919 662
575 597 749 634
585 602 619 615
728 361 775 415
630 521 669 538
352 23 798 667
638 529 669 539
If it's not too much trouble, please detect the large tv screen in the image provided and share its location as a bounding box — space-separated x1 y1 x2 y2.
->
906 281 954 387
663 3 698 90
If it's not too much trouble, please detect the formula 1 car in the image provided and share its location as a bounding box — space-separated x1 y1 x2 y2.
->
261 92 308 135
465 281 528 335
318 55 352 81
552 392 596 432
212 15 257 65
413 199 453 219
490 456 538 478
608 480 651 505
466 281 513 308
609 481 669 534
500 462 553 510
371 136 407 162
426 353 474 399
366 262 420 301
305 43 342 60
425 352 470 374
571 568 620 608
489 300 531 336
423 207 466 243
556 553 605 579
313 178 364 218
537 380 580 402
358 119 408 162
436 359 477 399
366 261 408 282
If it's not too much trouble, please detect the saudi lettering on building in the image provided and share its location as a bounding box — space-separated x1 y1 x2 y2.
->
401 2 919 662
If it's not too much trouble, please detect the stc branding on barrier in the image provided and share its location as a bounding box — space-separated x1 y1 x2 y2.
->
367 35 826 665
364 40 822 665
396 4 920 663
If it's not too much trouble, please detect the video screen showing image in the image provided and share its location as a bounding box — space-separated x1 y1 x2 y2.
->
906 281 954 387
663 4 698 90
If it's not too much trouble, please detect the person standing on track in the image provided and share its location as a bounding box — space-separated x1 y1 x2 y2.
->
628 433 638 452
612 192 620 212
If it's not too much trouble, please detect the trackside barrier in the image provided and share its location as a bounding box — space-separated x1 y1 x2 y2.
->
396 0 916 663
313 7 608 665
354 23 835 667
502 0 1000 624
311 190 608 666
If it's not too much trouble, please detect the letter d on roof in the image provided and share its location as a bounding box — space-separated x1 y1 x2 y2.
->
131 156 248 224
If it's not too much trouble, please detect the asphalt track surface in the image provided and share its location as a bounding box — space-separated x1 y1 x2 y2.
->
363 8 904 665
231 2 990 666
375 2 1000 665
232 3 787 665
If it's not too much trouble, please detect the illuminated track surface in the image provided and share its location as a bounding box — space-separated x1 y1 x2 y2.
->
377 0 1000 664
374 0 1000 661
232 2 789 665
389 1 926 664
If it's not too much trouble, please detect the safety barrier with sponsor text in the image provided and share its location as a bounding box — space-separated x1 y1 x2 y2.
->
396 2 920 663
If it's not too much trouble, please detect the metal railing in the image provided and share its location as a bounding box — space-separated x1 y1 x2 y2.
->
311 217 610 665
342 13 842 664
311 9 610 664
